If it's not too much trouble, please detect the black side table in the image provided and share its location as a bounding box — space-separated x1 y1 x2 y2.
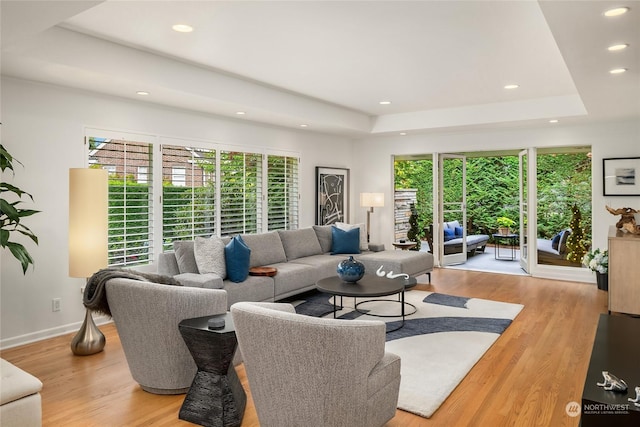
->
492 233 518 261
178 313 246 427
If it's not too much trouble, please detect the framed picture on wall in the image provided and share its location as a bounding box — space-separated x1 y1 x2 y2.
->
316 167 349 225
603 157 640 196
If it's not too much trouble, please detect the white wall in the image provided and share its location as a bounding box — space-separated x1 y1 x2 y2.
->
0 77 352 348
2 75 639 347
351 120 640 277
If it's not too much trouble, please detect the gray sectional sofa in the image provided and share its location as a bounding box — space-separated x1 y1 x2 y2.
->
158 225 434 308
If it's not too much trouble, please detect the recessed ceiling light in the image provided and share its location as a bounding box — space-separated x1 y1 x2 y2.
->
136 91 149 96
610 68 627 74
604 7 629 17
299 124 308 128
549 119 559 123
399 132 407 136
235 111 246 115
608 44 629 51
504 84 519 90
379 101 392 105
172 24 194 33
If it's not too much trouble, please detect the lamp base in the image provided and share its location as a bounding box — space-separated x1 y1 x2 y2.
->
71 309 105 356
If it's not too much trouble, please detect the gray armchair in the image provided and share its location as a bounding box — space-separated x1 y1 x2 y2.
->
231 302 401 427
106 278 227 394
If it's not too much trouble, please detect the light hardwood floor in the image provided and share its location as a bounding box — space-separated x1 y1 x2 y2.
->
1 268 608 427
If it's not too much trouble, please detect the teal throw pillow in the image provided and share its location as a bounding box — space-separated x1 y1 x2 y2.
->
225 235 251 283
331 226 361 254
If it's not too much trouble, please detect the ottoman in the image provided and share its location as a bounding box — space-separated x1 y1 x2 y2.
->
0 358 43 427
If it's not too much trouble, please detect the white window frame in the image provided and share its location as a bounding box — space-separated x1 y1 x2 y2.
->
86 129 300 266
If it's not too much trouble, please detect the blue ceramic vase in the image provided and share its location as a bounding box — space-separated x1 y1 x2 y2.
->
337 256 365 282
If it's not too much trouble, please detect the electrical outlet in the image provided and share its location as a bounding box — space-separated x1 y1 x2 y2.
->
52 298 61 312
80 286 85 294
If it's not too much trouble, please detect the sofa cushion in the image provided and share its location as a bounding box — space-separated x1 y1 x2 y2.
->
558 229 571 254
537 238 558 255
335 222 367 251
445 220 461 230
331 226 361 254
277 228 323 261
194 236 226 278
223 275 275 307
225 236 251 283
359 250 434 277
454 226 464 236
290 254 342 279
268 262 319 299
241 231 287 267
175 272 224 289
551 233 561 250
158 251 180 276
173 241 198 274
443 228 455 241
312 225 333 253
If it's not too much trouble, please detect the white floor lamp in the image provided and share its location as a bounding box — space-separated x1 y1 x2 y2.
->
360 193 385 242
69 168 108 356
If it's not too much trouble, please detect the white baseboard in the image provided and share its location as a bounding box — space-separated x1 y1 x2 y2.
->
0 315 113 351
531 264 596 283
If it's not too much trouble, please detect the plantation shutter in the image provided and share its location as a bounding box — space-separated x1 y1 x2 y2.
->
161 145 216 250
88 137 153 267
267 155 299 230
219 151 262 236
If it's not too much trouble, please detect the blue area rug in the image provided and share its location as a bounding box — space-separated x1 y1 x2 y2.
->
291 289 523 418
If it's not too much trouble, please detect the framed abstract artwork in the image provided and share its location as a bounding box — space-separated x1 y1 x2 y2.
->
603 157 640 196
316 167 349 225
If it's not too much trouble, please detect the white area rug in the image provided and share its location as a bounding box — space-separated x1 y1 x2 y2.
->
295 290 523 418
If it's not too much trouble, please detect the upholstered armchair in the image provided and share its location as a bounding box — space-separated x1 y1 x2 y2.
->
106 278 227 394
231 302 401 427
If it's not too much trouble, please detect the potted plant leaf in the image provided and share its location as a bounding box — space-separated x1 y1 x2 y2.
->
496 216 516 236
1 144 40 273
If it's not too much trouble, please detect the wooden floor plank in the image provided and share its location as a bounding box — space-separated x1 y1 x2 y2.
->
1 268 608 426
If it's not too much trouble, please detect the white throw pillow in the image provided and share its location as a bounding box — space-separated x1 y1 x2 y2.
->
194 236 226 278
335 222 368 251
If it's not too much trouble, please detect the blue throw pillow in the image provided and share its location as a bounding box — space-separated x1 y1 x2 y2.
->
225 235 251 283
331 226 361 254
443 228 455 242
454 226 463 237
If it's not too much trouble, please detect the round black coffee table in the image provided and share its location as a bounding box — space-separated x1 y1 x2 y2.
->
316 275 416 332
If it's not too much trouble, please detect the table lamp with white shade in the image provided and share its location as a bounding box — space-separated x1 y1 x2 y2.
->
360 192 385 242
69 168 108 356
